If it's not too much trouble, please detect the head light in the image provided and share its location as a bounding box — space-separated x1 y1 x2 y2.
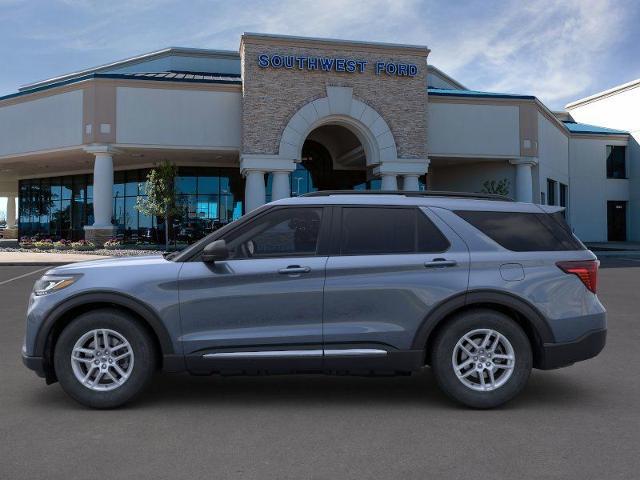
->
33 276 77 296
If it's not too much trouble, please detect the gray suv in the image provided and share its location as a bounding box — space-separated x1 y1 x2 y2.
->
22 191 606 409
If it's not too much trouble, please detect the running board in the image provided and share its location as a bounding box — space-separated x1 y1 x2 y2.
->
202 349 388 359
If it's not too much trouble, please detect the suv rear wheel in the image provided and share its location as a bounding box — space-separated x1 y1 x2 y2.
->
53 309 156 409
431 309 532 408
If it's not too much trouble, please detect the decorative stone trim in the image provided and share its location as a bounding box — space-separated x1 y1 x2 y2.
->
278 85 398 166
240 154 295 175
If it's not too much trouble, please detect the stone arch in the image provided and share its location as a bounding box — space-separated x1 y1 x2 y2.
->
278 86 398 166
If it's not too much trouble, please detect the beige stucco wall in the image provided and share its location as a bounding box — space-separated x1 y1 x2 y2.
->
115 86 242 148
240 36 428 160
427 101 520 157
0 90 83 157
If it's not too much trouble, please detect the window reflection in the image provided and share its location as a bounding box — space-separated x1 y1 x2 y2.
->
18 167 244 243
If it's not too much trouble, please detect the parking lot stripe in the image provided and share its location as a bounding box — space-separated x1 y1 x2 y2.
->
0 266 50 286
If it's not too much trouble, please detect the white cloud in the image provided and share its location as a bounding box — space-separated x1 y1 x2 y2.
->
426 0 630 107
2 0 634 108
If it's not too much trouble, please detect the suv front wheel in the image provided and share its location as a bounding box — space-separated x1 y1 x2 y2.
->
53 309 157 408
431 309 532 408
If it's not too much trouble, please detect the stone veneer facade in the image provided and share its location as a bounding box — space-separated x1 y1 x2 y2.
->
240 34 429 161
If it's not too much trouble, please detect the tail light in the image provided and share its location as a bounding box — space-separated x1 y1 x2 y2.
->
556 260 599 294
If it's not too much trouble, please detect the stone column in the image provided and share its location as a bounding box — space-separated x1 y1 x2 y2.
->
6 195 16 228
84 145 117 245
374 159 429 193
380 174 398 191
244 170 266 212
271 171 291 201
2 194 18 239
402 174 420 191
510 158 538 203
240 154 296 213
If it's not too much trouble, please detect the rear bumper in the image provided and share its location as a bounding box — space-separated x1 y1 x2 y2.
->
538 328 606 370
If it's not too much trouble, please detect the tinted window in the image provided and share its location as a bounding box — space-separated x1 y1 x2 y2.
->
547 179 556 205
340 207 449 255
607 145 626 179
455 210 584 252
226 207 323 258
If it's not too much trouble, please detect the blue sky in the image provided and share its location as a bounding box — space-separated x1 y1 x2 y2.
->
1 0 639 109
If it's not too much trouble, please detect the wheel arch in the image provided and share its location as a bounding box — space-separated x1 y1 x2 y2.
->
414 290 555 369
37 292 182 383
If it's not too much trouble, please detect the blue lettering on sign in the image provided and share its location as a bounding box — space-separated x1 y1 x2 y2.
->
283 55 294 69
257 54 417 78
258 54 269 68
320 57 335 71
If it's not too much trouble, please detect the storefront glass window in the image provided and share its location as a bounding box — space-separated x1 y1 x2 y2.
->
18 166 243 244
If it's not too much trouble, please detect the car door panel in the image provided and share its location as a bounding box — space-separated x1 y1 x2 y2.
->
323 206 470 353
178 206 329 373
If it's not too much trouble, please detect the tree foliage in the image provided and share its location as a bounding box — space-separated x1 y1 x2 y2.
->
136 160 180 248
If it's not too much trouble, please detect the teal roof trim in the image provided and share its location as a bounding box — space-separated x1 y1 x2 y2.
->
562 121 628 135
0 72 242 102
428 87 535 100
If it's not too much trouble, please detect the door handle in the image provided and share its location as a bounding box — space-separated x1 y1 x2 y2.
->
278 265 311 274
424 258 457 268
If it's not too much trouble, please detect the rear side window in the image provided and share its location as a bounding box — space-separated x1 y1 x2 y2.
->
454 210 585 252
340 207 450 255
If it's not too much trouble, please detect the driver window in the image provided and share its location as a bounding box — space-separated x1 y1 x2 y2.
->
225 207 323 259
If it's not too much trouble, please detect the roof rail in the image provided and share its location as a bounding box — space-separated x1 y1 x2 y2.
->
301 190 513 201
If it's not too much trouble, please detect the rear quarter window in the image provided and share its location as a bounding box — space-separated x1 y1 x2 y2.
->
454 210 585 252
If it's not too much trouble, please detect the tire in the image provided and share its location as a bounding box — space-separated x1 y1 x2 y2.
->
430 308 532 409
53 309 157 409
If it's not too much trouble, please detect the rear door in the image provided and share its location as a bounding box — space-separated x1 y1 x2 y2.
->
322 205 470 365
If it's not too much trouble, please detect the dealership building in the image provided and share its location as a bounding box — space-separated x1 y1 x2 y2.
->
0 33 637 244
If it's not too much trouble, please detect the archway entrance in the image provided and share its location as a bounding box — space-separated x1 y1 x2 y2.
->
268 124 381 199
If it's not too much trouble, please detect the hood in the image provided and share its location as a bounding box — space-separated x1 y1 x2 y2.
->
47 255 168 275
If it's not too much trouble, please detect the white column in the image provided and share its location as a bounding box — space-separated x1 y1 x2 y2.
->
6 195 16 228
271 171 291 201
244 170 266 212
402 174 420 191
92 152 115 226
381 174 398 191
510 158 537 203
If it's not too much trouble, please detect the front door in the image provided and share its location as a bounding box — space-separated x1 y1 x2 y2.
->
607 201 627 241
322 206 470 370
179 206 330 373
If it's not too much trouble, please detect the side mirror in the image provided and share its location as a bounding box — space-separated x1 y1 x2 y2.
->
202 239 229 263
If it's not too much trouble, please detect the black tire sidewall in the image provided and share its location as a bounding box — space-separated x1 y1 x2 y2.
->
53 309 156 409
431 309 532 409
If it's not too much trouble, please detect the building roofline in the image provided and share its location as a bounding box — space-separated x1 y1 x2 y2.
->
19 47 240 92
428 88 535 100
565 78 640 109
2 72 241 103
428 88 630 139
427 65 466 90
562 120 629 135
240 32 430 56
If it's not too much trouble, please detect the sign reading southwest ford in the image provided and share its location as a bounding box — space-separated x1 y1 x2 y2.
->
257 53 418 77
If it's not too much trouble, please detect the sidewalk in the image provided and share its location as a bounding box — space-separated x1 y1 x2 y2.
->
0 251 111 266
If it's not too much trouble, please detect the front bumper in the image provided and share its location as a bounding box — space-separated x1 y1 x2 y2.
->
538 328 607 370
22 350 47 378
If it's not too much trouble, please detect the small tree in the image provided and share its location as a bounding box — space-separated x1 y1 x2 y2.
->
481 178 510 197
136 161 180 249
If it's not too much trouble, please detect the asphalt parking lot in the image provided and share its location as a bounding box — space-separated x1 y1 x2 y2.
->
1 259 639 479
